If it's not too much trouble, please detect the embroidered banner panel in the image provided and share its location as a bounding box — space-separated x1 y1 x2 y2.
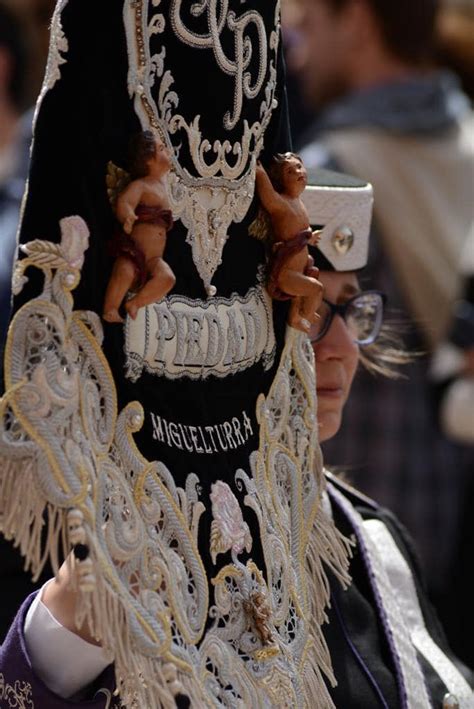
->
0 2 351 707
15 0 291 481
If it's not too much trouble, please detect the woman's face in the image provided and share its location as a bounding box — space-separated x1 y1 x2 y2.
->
312 271 360 443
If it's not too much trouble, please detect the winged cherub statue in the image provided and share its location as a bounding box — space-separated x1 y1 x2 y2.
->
255 153 322 333
103 131 175 323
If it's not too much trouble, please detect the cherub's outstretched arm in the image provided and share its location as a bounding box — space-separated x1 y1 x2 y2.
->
116 181 144 234
255 162 286 216
309 229 322 246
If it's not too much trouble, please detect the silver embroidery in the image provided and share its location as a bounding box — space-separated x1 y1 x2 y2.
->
38 0 69 101
93 688 115 709
123 1 281 293
124 285 276 381
170 1 268 131
209 481 253 563
150 409 254 454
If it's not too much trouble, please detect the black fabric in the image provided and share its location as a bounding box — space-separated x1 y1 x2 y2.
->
324 497 400 709
13 8 286 448
323 476 474 707
308 243 334 272
13 0 290 467
306 167 368 190
0 538 51 644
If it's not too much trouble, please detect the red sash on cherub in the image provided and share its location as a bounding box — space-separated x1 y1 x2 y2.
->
109 205 174 288
267 226 313 300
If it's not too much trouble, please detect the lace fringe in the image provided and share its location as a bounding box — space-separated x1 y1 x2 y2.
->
76 575 204 709
0 452 353 709
302 488 354 709
0 455 207 709
0 456 65 581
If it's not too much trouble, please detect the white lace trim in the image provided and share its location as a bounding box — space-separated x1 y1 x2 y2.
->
36 0 69 110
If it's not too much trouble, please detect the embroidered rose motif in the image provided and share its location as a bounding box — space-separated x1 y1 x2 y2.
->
210 480 252 564
60 216 90 269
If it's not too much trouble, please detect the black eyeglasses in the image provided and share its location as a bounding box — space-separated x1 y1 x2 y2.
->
309 290 386 345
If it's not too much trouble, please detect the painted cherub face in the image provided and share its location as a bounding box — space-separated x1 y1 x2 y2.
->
281 156 307 195
149 137 172 174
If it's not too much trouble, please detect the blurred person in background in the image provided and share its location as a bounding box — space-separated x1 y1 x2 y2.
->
2 0 55 99
312 267 473 707
0 0 56 347
429 227 474 672
436 0 474 100
0 3 29 344
287 0 474 667
0 0 56 643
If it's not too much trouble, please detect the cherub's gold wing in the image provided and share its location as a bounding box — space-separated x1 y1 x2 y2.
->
106 161 131 207
249 207 274 244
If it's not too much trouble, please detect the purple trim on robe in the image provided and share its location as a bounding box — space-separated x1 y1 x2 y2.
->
267 227 313 300
0 593 117 707
326 486 410 709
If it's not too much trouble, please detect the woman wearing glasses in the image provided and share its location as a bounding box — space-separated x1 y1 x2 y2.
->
308 256 473 706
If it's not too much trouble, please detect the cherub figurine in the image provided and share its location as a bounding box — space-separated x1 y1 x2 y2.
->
103 131 175 323
255 153 322 333
243 591 275 647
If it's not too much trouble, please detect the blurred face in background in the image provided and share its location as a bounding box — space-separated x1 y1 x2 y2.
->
1 0 56 103
311 271 360 442
289 0 357 108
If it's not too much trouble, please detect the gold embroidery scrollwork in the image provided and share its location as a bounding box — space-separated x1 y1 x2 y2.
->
0 673 34 709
